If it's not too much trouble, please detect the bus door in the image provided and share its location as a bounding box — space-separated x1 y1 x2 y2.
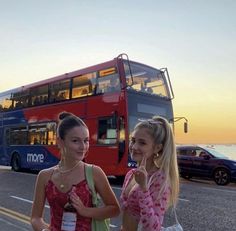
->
85 113 125 174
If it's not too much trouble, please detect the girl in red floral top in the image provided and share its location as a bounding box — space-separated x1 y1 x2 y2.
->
31 112 120 231
120 116 179 231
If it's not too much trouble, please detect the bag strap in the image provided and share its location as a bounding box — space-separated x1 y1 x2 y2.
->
85 164 97 205
172 206 180 224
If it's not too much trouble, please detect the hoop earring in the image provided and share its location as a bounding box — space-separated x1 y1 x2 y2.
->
153 152 160 168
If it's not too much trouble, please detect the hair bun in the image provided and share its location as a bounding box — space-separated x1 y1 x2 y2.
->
58 111 72 120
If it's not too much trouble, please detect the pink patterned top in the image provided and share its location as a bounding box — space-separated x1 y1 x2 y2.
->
120 169 171 231
45 179 92 231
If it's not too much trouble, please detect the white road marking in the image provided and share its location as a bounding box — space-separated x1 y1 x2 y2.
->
179 198 189 202
112 186 122 190
10 195 50 208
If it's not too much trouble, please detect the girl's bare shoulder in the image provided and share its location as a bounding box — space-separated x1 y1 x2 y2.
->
86 164 106 182
37 165 58 182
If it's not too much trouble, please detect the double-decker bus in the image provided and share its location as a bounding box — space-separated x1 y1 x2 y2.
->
0 54 177 178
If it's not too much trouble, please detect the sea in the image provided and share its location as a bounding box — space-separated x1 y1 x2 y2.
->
193 144 236 160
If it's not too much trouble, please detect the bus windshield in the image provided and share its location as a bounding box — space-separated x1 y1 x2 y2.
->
124 61 171 99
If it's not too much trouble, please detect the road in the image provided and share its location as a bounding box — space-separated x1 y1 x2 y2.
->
0 166 236 231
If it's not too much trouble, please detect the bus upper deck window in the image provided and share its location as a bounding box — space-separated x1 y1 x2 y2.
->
106 78 120 92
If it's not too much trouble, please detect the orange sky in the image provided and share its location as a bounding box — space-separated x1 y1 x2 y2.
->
174 98 236 144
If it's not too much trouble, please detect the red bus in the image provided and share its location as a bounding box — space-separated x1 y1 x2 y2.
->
0 54 176 178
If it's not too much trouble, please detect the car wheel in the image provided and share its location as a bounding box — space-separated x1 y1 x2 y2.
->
213 168 230 185
11 154 21 172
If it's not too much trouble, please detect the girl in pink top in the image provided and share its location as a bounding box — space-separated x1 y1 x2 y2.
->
31 112 120 231
120 116 179 231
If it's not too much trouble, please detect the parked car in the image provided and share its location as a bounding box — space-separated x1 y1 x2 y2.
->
176 145 236 185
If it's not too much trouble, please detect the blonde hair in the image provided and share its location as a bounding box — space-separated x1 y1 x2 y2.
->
134 116 179 207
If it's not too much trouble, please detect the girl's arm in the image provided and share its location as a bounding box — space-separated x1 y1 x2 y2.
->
31 170 50 231
71 165 120 219
138 172 170 231
93 165 120 219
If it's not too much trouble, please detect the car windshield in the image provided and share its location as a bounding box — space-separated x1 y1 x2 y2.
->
205 147 229 159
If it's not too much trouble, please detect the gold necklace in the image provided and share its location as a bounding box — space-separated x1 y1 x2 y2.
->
58 161 81 189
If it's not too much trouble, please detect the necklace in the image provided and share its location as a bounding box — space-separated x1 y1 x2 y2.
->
58 161 81 174
58 161 81 189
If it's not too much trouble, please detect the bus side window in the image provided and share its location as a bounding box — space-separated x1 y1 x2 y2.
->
8 126 28 145
30 84 49 106
72 72 96 98
81 88 88 95
28 122 57 145
97 67 120 94
105 77 120 92
97 117 117 145
56 92 66 101
0 93 13 111
49 79 70 103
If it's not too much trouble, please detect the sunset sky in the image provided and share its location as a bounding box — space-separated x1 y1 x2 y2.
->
1 1 235 144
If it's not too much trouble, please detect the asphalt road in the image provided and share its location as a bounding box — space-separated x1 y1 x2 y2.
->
0 166 236 231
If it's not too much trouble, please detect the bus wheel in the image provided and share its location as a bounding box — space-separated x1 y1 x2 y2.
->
11 154 21 172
